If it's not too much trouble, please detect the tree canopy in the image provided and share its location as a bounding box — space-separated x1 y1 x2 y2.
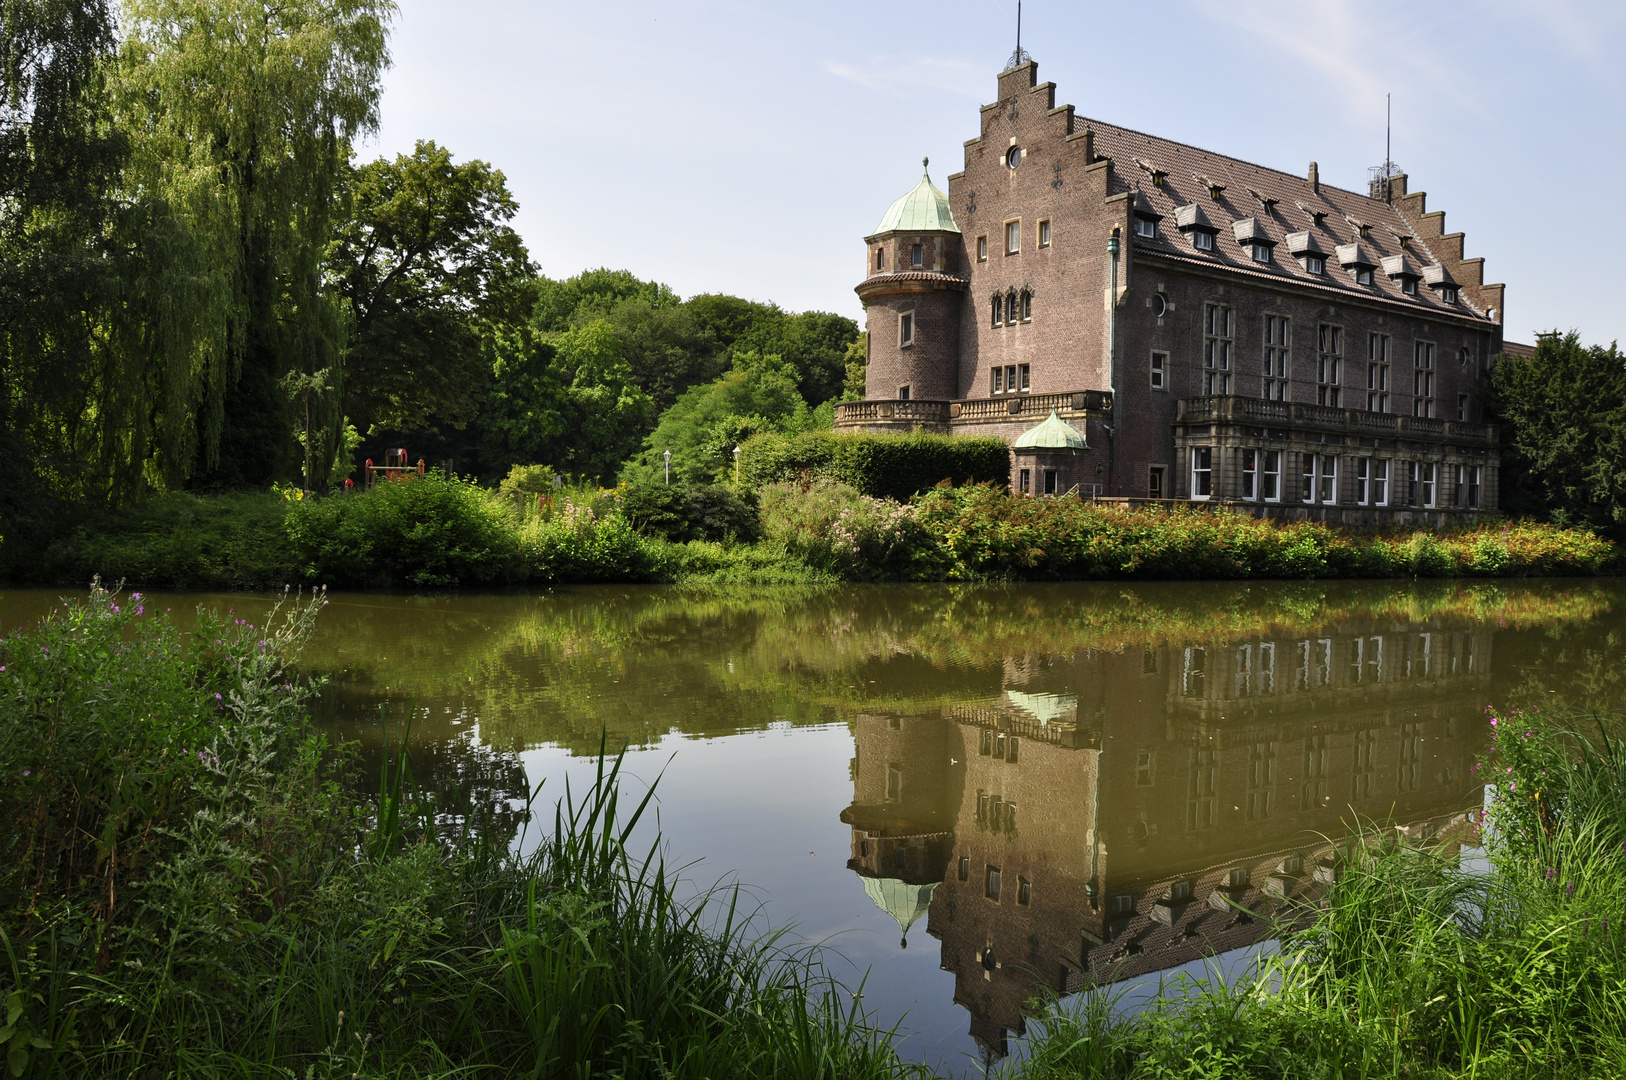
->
1488 332 1626 537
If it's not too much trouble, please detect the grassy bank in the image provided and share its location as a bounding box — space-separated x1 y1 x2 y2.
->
4 592 1626 1077
0 588 917 1079
6 477 1619 589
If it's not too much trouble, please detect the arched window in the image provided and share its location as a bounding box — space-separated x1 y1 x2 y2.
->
1007 291 1019 324
1020 290 1033 321
991 295 1004 327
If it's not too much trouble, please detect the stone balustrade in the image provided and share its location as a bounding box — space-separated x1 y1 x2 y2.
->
1175 395 1494 445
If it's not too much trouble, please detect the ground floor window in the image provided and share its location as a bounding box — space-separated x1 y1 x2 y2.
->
1407 462 1437 507
1261 450 1281 501
1356 458 1390 506
1302 453 1337 504
1043 468 1058 495
1019 468 1031 494
1148 465 1165 499
1455 464 1482 509
1190 447 1213 499
1241 449 1258 500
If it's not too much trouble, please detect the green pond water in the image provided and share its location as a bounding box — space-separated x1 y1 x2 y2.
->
2 579 1621 1070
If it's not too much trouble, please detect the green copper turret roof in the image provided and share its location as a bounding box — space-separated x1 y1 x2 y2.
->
870 158 960 236
1013 410 1087 450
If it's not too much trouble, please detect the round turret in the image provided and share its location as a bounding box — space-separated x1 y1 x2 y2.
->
855 159 967 402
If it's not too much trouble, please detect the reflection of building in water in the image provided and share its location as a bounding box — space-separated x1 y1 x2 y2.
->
843 623 1490 1057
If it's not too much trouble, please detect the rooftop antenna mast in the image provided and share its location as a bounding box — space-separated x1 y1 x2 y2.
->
1367 92 1402 201
1004 1 1031 72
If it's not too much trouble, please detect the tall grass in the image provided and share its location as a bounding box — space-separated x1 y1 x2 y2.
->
0 589 921 1079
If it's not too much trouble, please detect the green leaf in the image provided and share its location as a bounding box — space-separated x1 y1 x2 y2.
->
7 1045 25 1078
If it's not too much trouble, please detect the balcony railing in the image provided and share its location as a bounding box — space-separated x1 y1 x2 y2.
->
834 389 1111 428
1176 396 1493 444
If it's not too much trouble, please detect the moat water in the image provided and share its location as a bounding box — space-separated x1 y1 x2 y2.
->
2 579 1622 1071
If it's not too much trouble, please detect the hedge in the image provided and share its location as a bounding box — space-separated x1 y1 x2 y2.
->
738 431 1010 500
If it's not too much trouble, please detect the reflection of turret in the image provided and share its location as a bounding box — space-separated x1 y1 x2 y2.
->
840 615 1495 1060
842 714 960 949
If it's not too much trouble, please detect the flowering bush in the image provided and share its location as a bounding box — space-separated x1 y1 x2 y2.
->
757 480 938 578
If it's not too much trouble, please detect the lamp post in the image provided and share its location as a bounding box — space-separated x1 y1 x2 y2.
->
733 445 742 484
663 449 671 485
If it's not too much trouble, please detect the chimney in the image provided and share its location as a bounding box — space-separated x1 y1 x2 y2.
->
1308 161 1319 193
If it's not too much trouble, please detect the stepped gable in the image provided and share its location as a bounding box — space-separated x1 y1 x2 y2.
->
1083 117 1500 322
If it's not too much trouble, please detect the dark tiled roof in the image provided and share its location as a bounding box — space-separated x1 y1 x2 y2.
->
1087 117 1490 320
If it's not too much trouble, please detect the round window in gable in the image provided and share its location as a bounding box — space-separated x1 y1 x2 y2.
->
1152 293 1168 318
1006 146 1022 169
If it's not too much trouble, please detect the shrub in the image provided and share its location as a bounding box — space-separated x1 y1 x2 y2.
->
519 497 664 582
758 480 938 578
620 482 760 543
286 475 520 587
739 431 1010 499
496 463 557 497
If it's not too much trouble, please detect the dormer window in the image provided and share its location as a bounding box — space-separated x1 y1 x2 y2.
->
1402 278 1417 295
1355 268 1373 285
1131 190 1163 241
1382 254 1421 297
1233 218 1275 264
1306 255 1325 275
1135 217 1156 238
1338 242 1377 286
1442 287 1457 303
1422 262 1459 304
1175 203 1218 253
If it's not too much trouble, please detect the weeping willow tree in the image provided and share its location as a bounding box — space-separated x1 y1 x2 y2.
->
113 0 394 491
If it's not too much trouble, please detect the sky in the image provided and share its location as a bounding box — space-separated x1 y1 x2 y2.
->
366 0 1626 347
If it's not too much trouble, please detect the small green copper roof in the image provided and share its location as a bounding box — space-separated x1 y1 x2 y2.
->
861 876 939 948
1013 410 1086 450
871 158 960 236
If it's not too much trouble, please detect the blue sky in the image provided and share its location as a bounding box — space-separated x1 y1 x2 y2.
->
367 1 1626 347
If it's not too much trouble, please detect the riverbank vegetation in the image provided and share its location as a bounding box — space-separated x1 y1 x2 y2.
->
7 473 1617 589
5 590 1625 1078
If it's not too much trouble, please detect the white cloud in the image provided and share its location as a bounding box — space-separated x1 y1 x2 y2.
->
824 52 984 98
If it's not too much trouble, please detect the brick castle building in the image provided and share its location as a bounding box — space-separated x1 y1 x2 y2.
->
835 59 1505 524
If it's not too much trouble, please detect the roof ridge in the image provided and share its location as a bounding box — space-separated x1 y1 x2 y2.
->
1077 116 1397 212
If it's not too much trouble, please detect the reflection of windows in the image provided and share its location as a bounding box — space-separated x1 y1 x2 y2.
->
1018 876 1032 905
1314 638 1333 687
1182 647 1207 696
958 856 970 881
1368 636 1385 683
1234 645 1253 697
1353 729 1377 801
1295 640 1311 691
1187 746 1217 830
980 729 994 756
1399 723 1421 792
1302 735 1329 809
1113 893 1134 915
1142 651 1158 675
885 765 902 802
985 865 1002 901
1258 642 1276 695
1347 636 1364 684
976 791 989 819
1007 737 1020 764
1136 749 1156 786
1170 880 1194 901
894 847 909 869
1247 742 1276 820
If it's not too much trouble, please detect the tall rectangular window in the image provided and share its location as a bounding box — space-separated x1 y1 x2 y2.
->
990 295 1004 327
1372 459 1389 506
1150 351 1167 390
991 367 1003 394
1204 304 1233 394
910 243 923 268
1317 324 1342 407
1038 219 1051 248
1188 747 1217 830
899 312 913 346
1318 456 1338 504
1191 447 1213 499
1043 468 1057 495
1407 462 1436 507
1005 220 1020 255
976 236 987 262
1261 450 1281 501
1466 465 1481 509
1301 454 1315 502
1422 462 1436 506
1018 468 1031 494
1263 315 1290 400
1148 466 1165 499
1413 341 1436 417
1241 449 1258 500
1367 333 1390 412
1018 363 1030 390
1355 458 1370 504
1456 393 1469 421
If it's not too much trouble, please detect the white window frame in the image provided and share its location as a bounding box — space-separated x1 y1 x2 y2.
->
1441 286 1457 303
1355 267 1374 286
1318 455 1338 505
1355 458 1370 505
1251 244 1272 264
1134 217 1156 239
1261 450 1281 502
1005 220 1021 255
1263 315 1290 400
1413 341 1436 418
1241 448 1258 501
1372 459 1389 506
1204 303 1233 394
1367 333 1390 413
976 235 988 262
1190 447 1213 500
1150 351 1168 390
1018 468 1031 494
898 311 914 347
1317 324 1343 408
1038 219 1051 248
1306 254 1325 275
1192 230 1215 251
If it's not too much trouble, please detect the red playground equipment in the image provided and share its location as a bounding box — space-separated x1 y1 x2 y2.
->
365 448 426 489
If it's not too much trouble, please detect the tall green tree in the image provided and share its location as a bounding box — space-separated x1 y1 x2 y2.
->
116 0 394 490
0 0 128 504
1488 331 1626 537
329 139 533 437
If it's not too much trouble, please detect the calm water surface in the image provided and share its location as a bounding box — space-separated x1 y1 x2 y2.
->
3 579 1622 1071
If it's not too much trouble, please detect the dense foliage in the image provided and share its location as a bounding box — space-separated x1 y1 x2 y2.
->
739 432 1012 499
1489 331 1626 538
